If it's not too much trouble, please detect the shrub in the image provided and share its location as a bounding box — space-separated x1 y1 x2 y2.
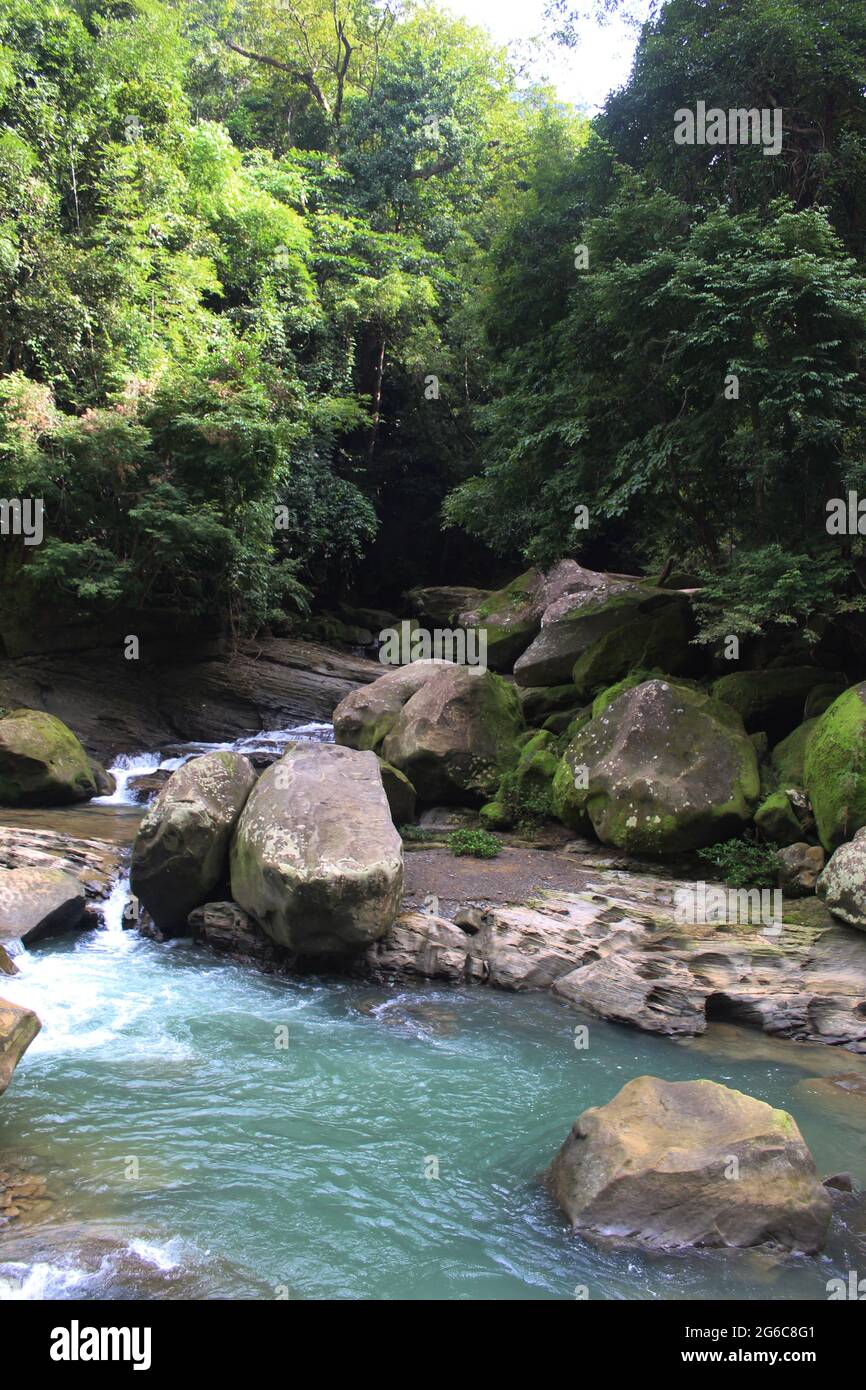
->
447 828 501 859
697 835 780 889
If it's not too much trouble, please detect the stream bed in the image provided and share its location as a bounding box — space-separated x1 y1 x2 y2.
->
1 728 866 1300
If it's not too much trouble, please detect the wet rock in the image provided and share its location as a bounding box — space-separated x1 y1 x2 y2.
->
0 825 121 899
777 843 824 897
544 1076 831 1253
0 945 17 975
0 996 40 1095
365 910 475 982
0 708 97 806
230 744 403 956
126 770 171 803
131 751 256 935
0 866 86 944
823 1172 855 1192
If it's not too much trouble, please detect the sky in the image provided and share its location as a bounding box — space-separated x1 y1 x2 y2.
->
444 0 646 113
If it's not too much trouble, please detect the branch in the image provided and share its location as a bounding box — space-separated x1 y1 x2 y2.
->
218 34 331 117
406 157 457 181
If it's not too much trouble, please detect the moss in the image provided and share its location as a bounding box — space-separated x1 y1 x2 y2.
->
571 593 692 702
803 684 866 850
770 719 818 788
0 707 97 806
753 790 802 846
711 668 844 739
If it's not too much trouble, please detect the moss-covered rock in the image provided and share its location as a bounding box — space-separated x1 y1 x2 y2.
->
518 683 578 725
339 663 524 806
754 790 803 846
0 708 97 806
804 684 866 850
456 569 542 671
711 668 844 742
571 593 693 702
770 719 818 788
512 584 644 688
552 679 759 854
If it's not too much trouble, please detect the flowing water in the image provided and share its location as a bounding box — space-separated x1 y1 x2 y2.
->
2 726 866 1301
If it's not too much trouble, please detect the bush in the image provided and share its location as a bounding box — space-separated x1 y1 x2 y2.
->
447 828 501 859
697 835 780 889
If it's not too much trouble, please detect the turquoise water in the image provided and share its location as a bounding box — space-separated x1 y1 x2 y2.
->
2 919 866 1300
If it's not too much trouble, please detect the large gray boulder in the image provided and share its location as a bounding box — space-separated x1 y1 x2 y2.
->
0 708 97 805
544 1076 831 1253
131 751 256 934
0 996 40 1095
335 661 523 806
0 867 86 944
230 743 403 955
552 679 760 853
817 829 866 929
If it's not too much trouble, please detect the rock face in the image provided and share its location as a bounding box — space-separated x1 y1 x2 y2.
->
230 743 404 955
0 709 97 805
544 1076 831 1253
0 996 40 1096
131 751 256 934
0 867 86 944
552 679 760 854
513 583 643 688
804 684 866 850
712 668 845 743
334 661 523 806
457 569 544 671
0 824 123 899
817 829 866 929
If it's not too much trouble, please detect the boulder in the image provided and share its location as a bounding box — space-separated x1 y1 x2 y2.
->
804 684 866 850
571 592 694 702
770 719 818 788
230 743 403 955
778 843 824 897
754 790 803 846
544 1076 831 1253
817 829 866 929
406 585 490 627
552 679 760 854
130 751 256 935
0 867 86 944
377 759 417 825
0 708 97 805
0 996 40 1096
712 668 844 743
335 660 523 806
458 569 544 671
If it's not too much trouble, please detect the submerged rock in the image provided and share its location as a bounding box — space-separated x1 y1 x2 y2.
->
552 679 759 853
544 1076 831 1253
0 996 40 1096
0 866 86 944
131 751 256 935
0 708 97 806
230 743 403 956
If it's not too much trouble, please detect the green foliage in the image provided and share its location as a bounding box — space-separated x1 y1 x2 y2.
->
697 835 780 889
447 827 502 858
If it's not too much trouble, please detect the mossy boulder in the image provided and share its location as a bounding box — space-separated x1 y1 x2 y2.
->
0 708 97 806
711 668 844 743
804 684 866 850
754 790 803 847
571 592 694 703
518 683 578 725
131 751 257 935
512 584 642 688
406 585 490 627
495 730 560 827
551 679 759 854
770 719 818 789
457 569 543 671
336 661 523 806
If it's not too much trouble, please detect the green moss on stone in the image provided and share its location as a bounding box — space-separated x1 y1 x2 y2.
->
804 684 866 850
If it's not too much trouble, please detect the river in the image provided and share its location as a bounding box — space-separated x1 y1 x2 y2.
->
1 725 865 1300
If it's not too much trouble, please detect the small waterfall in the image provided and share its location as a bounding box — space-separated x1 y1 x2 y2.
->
100 873 132 933
93 752 161 806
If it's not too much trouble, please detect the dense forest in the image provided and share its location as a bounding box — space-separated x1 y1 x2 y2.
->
1 0 865 659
